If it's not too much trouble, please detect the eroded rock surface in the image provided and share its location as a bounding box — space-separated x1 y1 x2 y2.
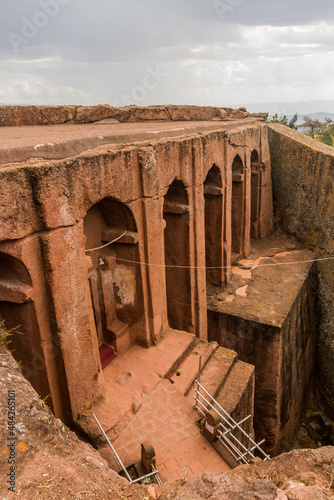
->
0 104 263 127
268 124 334 423
1 348 334 499
0 348 139 499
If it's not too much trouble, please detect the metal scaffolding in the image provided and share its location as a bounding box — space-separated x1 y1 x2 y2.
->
193 357 270 465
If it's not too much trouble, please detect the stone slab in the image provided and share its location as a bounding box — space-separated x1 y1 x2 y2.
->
98 379 230 481
187 347 238 405
85 330 196 439
0 118 262 165
207 232 315 327
170 341 218 396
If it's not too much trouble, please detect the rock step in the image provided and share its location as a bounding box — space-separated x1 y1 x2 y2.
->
215 359 255 417
112 320 131 354
186 346 238 407
169 340 219 396
209 359 255 457
133 460 146 481
157 330 197 379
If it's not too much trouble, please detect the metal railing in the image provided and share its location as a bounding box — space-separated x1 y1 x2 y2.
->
93 414 161 484
193 360 270 465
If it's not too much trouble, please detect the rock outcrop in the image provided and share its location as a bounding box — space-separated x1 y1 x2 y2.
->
1 348 333 499
0 104 266 127
0 347 138 499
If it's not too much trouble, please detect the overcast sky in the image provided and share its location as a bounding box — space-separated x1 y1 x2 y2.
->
1 0 334 112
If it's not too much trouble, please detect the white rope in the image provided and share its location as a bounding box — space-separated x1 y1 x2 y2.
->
84 228 334 269
98 254 334 270
85 231 127 252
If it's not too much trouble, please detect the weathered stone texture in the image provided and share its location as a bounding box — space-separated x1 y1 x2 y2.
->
0 104 266 127
207 231 317 454
0 349 138 499
0 117 272 428
268 124 334 420
0 105 76 126
1 348 333 499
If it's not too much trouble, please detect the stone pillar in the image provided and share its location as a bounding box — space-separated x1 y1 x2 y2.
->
253 125 274 239
223 153 232 283
132 194 168 344
190 137 208 339
189 185 207 339
41 221 104 421
243 152 251 258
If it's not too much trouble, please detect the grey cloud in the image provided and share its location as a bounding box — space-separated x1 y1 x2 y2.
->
0 0 333 106
2 0 334 62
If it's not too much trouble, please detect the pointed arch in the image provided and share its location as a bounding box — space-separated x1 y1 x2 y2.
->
83 196 143 357
251 149 259 164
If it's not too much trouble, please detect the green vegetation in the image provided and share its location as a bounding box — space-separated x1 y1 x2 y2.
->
267 113 334 146
0 320 22 351
299 116 334 146
267 113 298 129
320 129 333 146
0 321 14 350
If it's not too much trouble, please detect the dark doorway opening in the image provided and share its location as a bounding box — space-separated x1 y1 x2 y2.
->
204 165 224 285
163 180 192 332
231 155 245 260
251 150 261 239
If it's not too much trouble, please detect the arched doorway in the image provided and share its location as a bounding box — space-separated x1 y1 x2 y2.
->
84 197 143 359
204 165 225 285
0 253 51 404
251 149 261 239
231 155 245 259
163 180 192 332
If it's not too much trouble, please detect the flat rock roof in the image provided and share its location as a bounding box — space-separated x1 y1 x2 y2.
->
0 117 262 165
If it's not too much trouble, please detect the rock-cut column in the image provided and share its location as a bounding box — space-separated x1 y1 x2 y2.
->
41 221 104 421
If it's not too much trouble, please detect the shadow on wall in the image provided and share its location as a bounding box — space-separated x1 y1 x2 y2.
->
163 180 192 332
0 253 51 404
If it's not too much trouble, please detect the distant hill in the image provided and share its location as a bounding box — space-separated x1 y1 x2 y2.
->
297 112 334 122
269 112 334 126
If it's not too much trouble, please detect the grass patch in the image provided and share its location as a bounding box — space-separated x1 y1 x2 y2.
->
0 320 21 350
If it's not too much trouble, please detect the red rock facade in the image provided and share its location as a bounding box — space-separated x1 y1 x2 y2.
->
2 107 296 456
0 106 273 424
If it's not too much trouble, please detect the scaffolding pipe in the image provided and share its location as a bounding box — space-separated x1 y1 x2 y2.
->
220 414 252 433
195 395 255 461
217 428 255 458
194 355 202 411
131 470 159 485
93 413 132 483
194 383 270 461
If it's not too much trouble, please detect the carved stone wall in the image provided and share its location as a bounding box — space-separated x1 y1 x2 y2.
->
268 123 334 421
0 109 273 425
